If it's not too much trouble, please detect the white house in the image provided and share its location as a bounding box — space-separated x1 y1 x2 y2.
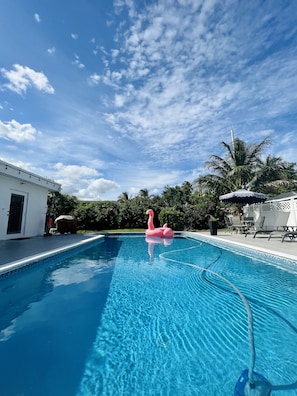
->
0 160 61 240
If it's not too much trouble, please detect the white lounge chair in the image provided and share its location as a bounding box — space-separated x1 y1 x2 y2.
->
254 212 290 239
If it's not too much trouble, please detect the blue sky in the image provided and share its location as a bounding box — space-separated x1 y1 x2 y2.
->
0 0 296 201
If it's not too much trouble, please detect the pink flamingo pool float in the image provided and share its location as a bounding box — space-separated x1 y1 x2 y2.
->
145 209 174 238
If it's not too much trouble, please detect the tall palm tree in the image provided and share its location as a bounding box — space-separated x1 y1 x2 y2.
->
194 137 270 195
252 155 297 194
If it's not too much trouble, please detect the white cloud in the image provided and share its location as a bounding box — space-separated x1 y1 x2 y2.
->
143 16 164 42
54 163 99 179
72 54 85 69
114 94 125 107
47 46 56 55
1 0 296 201
53 163 119 200
34 13 41 23
101 3 231 157
1 64 55 95
77 178 120 200
111 49 120 60
89 73 101 85
0 119 39 142
96 0 297 170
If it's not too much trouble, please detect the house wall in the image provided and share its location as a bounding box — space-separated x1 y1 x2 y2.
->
0 174 49 240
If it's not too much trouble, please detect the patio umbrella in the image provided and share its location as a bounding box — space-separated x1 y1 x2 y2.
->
219 189 268 204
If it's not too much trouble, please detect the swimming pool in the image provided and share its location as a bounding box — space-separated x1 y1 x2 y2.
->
0 235 297 395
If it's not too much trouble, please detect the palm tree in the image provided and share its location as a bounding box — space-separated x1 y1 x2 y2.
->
252 155 297 195
138 189 149 198
194 137 270 195
118 191 130 202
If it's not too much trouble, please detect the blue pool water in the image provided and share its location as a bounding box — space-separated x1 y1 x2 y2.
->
0 235 297 395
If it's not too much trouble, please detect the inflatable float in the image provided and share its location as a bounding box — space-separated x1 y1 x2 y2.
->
145 209 174 238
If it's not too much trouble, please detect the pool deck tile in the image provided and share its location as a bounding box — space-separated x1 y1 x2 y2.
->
195 230 297 262
0 233 103 268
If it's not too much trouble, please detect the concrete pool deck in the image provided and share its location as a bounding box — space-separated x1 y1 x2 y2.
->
0 230 296 273
194 230 297 262
0 233 105 274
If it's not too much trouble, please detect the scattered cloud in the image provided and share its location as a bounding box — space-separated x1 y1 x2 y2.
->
98 0 297 166
34 13 41 23
0 64 54 95
111 49 119 60
89 73 100 85
47 46 56 55
0 0 296 200
0 119 39 142
114 94 125 107
72 54 85 69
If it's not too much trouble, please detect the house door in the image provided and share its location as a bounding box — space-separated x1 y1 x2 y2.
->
7 193 25 234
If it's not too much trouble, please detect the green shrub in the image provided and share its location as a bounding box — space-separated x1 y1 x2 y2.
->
159 208 185 230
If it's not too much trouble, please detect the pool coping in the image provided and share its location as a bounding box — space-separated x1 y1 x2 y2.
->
0 234 105 276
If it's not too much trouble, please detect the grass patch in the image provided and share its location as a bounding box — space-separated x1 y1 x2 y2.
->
77 229 146 234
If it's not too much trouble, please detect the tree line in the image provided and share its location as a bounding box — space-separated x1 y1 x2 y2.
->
48 181 216 231
48 137 297 231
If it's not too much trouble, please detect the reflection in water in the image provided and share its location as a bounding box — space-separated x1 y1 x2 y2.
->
146 236 173 263
0 263 54 339
0 238 121 396
50 259 113 287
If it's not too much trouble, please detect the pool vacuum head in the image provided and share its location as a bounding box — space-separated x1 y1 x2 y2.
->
234 369 271 396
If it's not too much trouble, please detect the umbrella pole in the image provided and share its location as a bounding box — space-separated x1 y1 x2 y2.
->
235 204 243 216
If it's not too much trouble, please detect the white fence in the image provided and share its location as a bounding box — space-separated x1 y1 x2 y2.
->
243 196 297 230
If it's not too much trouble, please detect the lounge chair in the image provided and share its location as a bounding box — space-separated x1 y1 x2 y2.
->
254 211 290 239
242 217 255 236
267 226 297 242
224 215 234 233
281 229 297 242
228 215 248 234
252 216 269 238
239 216 263 237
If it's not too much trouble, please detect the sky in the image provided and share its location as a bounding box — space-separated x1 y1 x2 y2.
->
0 0 297 201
